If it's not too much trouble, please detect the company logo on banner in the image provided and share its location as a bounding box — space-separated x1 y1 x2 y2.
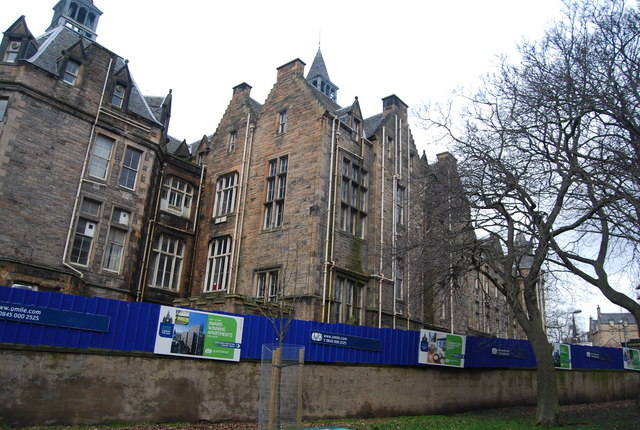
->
553 343 572 370
310 330 381 351
623 348 640 371
418 329 466 368
154 306 244 362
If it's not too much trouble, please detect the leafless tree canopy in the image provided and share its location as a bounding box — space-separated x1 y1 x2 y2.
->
418 0 640 424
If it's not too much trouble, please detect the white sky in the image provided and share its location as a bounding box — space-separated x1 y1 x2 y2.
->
3 0 630 329
2 0 566 156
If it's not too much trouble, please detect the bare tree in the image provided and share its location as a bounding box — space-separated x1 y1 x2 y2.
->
418 0 640 424
247 230 307 430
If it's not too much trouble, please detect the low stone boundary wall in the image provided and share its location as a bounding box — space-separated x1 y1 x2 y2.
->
1 346 637 427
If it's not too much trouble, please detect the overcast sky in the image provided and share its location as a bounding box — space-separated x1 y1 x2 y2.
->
3 0 631 326
3 0 567 155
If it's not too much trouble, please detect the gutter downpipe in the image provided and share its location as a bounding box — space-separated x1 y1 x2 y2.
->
405 121 411 330
136 164 166 301
321 114 339 322
448 161 454 334
62 58 113 279
231 113 253 294
378 126 386 328
392 115 398 329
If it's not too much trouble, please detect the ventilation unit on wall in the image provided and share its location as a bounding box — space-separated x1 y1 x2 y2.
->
84 222 96 237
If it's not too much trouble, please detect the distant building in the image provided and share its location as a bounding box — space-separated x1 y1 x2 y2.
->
588 306 638 347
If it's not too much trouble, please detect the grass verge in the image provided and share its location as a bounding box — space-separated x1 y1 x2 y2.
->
6 400 638 429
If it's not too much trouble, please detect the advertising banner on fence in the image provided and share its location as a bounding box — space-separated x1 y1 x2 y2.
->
553 343 571 370
418 329 466 368
623 348 640 371
154 306 244 362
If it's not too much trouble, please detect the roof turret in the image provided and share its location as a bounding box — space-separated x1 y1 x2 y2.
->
48 0 102 41
306 47 339 103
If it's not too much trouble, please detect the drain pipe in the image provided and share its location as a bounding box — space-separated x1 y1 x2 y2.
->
62 58 113 279
231 113 253 294
321 114 338 322
392 115 399 329
406 121 411 329
378 126 386 328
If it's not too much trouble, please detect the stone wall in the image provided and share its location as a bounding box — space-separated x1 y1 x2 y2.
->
1 346 637 427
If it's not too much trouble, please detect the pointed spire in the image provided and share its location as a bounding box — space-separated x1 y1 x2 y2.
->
306 47 339 103
307 47 331 83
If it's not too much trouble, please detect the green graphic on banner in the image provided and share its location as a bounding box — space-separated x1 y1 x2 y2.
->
418 329 466 368
553 343 571 369
154 306 243 362
623 348 640 371
444 334 464 366
203 314 238 360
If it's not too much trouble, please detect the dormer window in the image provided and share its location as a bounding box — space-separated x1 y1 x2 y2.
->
3 39 21 63
352 118 361 139
111 83 126 108
63 59 81 85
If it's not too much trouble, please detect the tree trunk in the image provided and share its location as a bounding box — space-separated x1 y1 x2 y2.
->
528 327 559 426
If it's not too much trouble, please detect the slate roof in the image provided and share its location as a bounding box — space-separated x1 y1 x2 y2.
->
166 135 185 154
306 47 332 83
27 25 161 125
249 97 263 113
597 312 637 326
145 95 166 122
363 113 384 139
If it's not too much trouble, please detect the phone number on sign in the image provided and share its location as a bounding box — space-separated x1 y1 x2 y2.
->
0 306 41 321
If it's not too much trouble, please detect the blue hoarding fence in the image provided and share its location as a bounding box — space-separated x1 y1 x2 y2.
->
0 286 633 370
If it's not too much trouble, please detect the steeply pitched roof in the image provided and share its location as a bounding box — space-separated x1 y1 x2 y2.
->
363 113 384 139
26 25 161 125
249 97 263 113
598 312 637 326
145 95 166 121
306 47 331 82
166 135 185 154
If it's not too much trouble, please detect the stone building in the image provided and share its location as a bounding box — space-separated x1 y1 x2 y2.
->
184 51 427 329
588 306 638 348
1 1 528 335
0 0 201 303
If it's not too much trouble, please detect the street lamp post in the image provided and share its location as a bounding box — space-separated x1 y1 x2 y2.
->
571 309 582 344
619 319 629 347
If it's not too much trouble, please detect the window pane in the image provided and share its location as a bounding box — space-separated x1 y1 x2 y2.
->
80 198 101 216
103 228 126 272
112 84 126 108
63 60 80 85
214 173 238 217
70 218 94 265
147 235 184 291
89 135 114 179
161 175 194 217
205 237 231 292
119 147 142 189
0 98 8 121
